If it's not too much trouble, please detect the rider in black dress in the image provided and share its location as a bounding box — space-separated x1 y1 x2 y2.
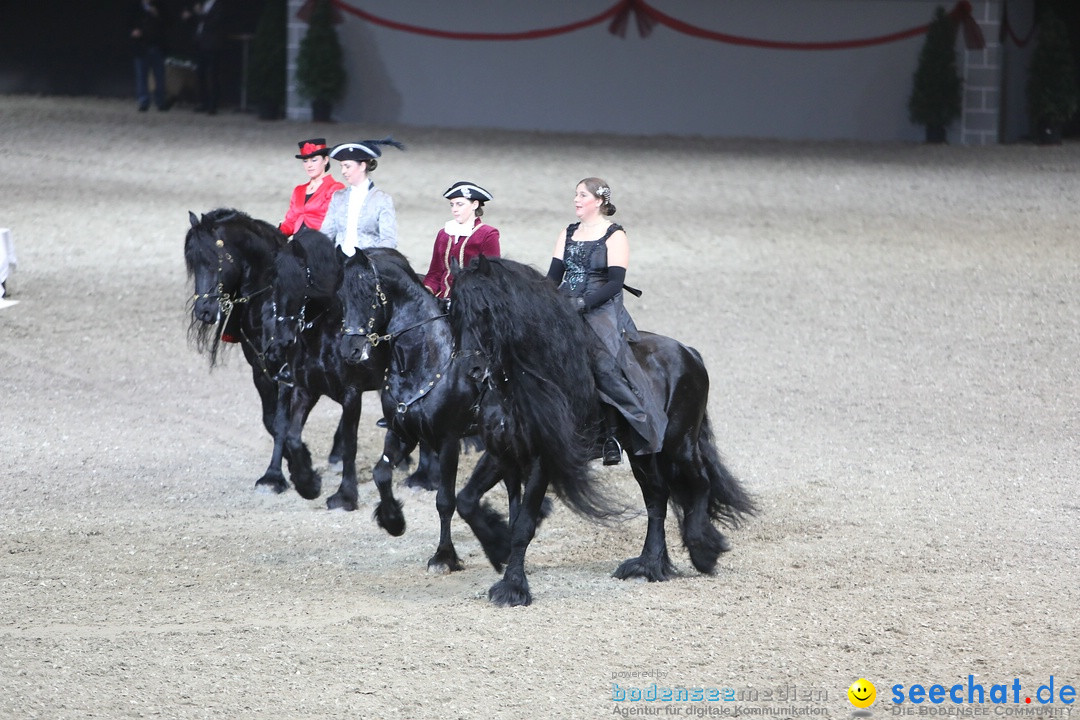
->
546 178 666 464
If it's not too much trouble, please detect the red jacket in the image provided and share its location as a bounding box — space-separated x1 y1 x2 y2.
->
280 176 345 236
423 220 501 298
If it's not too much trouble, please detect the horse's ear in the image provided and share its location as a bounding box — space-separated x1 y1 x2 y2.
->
189 211 199 228
475 254 491 274
346 247 372 271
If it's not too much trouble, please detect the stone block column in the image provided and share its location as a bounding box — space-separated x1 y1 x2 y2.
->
960 0 1004 145
286 0 311 121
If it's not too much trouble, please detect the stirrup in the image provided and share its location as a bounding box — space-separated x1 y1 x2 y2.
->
602 436 622 466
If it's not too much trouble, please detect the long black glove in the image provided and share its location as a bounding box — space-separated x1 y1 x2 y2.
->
579 266 627 312
546 257 565 284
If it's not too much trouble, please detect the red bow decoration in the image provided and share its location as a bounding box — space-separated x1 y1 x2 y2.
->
300 142 326 155
949 0 986 50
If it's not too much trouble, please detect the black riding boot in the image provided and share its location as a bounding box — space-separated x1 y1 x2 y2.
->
602 404 622 466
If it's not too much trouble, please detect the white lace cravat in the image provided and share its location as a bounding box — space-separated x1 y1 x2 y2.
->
443 219 476 237
343 183 369 256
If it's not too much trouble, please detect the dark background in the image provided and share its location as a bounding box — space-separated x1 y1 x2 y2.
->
0 0 268 104
1 0 1077 132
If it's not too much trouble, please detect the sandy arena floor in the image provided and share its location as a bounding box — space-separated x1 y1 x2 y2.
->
0 96 1078 719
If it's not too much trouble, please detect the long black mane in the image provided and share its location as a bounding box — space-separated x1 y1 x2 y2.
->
449 255 612 519
449 253 754 603
184 207 286 365
273 230 342 318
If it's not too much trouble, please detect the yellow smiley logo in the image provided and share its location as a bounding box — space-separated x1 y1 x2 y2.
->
848 678 877 708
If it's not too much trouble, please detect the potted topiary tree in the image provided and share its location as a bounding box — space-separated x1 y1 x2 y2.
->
295 0 347 122
908 6 963 144
1026 8 1079 145
248 0 287 120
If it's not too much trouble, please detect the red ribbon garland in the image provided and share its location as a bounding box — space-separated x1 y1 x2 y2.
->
328 0 627 41
326 0 986 51
999 1 1034 48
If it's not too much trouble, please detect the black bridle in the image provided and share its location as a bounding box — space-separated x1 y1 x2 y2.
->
341 261 478 417
190 234 272 335
190 231 275 376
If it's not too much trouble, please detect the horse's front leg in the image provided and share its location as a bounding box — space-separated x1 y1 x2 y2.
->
364 429 407 535
613 454 675 581
489 462 546 607
255 382 290 494
456 451 510 571
323 391 365 510
427 440 463 573
283 385 320 501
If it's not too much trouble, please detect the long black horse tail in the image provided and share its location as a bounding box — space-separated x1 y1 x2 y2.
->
698 412 757 527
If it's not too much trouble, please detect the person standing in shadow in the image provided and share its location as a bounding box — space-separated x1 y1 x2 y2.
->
128 0 172 112
183 0 226 114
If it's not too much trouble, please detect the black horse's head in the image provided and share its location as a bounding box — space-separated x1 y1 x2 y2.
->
337 250 386 366
264 231 342 381
184 209 287 363
185 210 246 326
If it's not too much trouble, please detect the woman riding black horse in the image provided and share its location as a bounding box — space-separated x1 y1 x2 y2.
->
450 255 756 602
546 178 665 466
184 208 350 493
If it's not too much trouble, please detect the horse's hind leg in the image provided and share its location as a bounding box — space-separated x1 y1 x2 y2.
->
403 441 440 491
613 454 676 582
324 391 362 510
456 451 510 572
675 428 751 574
327 416 345 471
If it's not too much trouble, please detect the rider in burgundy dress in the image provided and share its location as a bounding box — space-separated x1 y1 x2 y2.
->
423 181 501 299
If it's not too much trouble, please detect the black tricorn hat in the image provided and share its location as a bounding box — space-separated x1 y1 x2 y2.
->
329 137 405 163
443 181 493 203
295 138 330 159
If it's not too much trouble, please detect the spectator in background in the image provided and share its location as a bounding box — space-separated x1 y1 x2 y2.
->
128 0 171 112
182 0 226 114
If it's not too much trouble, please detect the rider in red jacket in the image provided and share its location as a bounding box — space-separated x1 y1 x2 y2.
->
280 139 344 238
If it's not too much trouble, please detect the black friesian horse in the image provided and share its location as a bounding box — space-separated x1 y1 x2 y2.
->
449 256 756 603
337 249 611 590
184 208 346 492
263 231 438 510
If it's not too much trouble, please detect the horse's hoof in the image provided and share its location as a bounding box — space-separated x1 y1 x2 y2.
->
488 579 532 607
373 499 405 536
427 552 464 574
403 472 438 492
255 477 288 494
292 471 322 500
325 493 358 512
613 556 673 582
